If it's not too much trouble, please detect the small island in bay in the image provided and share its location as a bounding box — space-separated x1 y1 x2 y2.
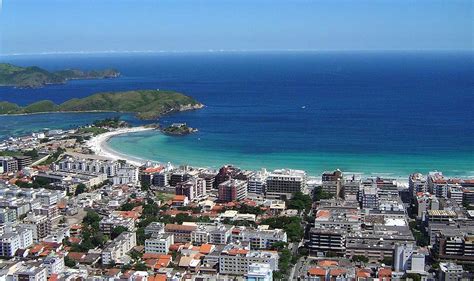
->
0 89 203 119
161 123 198 136
0 63 120 88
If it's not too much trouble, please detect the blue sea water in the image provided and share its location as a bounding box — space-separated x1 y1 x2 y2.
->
0 52 472 177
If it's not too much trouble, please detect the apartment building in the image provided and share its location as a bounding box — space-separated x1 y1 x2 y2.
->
164 224 197 243
409 173 427 197
99 215 135 235
204 244 279 275
218 179 248 202
42 255 65 276
433 229 474 263
308 228 346 255
21 213 50 242
247 170 268 195
0 157 19 174
0 227 33 257
145 233 174 254
191 223 233 245
12 265 47 281
265 169 306 199
144 222 165 236
393 243 425 274
232 226 288 250
101 232 137 265
176 177 206 201
321 170 343 198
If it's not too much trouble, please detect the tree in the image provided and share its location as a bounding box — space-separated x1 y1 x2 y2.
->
64 256 77 268
270 241 288 251
120 202 138 211
23 149 39 159
314 187 334 201
75 183 87 196
405 273 421 281
111 226 128 240
134 262 148 271
352 255 369 263
260 216 304 242
288 191 312 211
83 211 101 230
382 257 393 266
140 182 150 191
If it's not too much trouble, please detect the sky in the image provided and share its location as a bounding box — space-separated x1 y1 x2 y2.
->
0 0 472 55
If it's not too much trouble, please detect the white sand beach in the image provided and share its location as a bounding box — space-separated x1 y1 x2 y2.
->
86 126 155 166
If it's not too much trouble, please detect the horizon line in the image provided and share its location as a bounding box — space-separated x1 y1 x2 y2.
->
1 48 472 57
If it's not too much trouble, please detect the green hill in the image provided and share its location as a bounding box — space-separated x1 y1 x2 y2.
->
0 63 120 88
0 90 203 119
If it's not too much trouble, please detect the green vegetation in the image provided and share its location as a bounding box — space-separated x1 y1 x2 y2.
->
273 247 298 280
0 150 23 157
230 204 264 215
74 183 88 196
64 256 77 268
382 256 393 265
0 149 39 160
463 199 474 210
314 186 334 200
404 273 422 281
0 90 202 120
77 127 109 136
0 63 119 88
92 117 127 128
352 255 369 263
111 226 129 239
162 123 197 136
260 216 304 242
16 177 51 189
287 191 313 211
409 221 429 247
69 210 107 251
39 147 65 165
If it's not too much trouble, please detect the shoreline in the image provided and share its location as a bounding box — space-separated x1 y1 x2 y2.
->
90 127 418 186
85 126 155 166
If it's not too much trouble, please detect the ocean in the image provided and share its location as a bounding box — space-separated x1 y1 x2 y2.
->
0 51 472 178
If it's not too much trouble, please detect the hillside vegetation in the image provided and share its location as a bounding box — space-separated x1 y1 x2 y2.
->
0 63 120 88
0 90 203 119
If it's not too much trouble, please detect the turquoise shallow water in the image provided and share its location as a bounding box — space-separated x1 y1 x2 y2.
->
107 130 473 178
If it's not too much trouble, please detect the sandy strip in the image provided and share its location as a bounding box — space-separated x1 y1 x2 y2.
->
86 126 154 166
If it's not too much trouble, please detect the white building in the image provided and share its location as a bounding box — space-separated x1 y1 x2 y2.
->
218 249 279 275
393 243 425 274
99 215 135 235
265 169 307 199
232 226 287 250
0 227 33 257
42 255 65 276
190 223 233 245
12 265 47 281
438 262 466 281
145 233 174 254
112 164 139 185
247 169 268 195
361 184 379 209
102 232 137 265
245 263 273 281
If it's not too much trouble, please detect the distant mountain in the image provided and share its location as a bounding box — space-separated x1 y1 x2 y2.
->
0 90 203 120
0 63 120 88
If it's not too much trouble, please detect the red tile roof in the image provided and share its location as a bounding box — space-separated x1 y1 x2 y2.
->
308 267 326 276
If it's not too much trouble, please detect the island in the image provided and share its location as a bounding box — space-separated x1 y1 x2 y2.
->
161 123 198 136
0 63 120 88
0 89 204 119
